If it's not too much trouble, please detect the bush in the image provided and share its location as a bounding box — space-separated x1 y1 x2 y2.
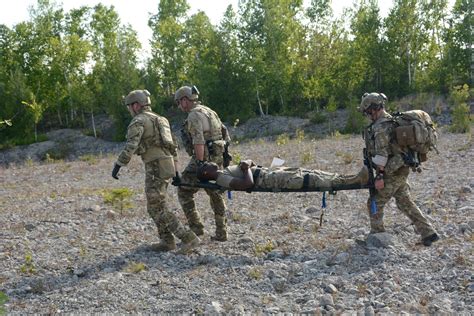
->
310 111 327 124
449 84 472 133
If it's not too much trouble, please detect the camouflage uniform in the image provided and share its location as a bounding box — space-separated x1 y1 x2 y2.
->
216 162 367 190
364 110 437 239
179 103 228 240
116 105 197 248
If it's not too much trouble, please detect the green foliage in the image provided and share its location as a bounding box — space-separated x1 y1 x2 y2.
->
276 133 290 146
0 291 8 315
247 267 263 280
449 84 471 133
19 252 37 275
124 262 147 273
254 240 275 256
295 129 305 143
103 188 134 214
344 102 366 134
310 111 328 124
300 150 313 165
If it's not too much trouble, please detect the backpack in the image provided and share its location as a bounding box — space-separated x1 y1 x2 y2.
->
391 110 439 166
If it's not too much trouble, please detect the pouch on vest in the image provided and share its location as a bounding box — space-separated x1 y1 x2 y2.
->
157 155 176 180
153 116 176 151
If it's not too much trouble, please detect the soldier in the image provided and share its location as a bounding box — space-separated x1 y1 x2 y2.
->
359 92 439 246
112 89 200 253
197 160 369 191
175 85 230 241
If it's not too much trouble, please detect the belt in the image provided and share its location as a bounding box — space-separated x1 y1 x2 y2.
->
246 166 262 193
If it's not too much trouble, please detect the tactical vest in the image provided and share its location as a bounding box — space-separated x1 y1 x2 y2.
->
135 110 177 160
181 104 226 164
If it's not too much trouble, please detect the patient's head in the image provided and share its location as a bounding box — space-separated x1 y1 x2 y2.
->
197 162 219 181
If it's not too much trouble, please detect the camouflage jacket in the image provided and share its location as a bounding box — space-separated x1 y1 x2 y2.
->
364 111 404 175
116 107 177 166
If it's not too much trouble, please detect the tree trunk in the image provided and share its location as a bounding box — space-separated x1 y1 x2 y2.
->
255 76 264 116
91 111 97 138
407 48 412 88
57 109 63 126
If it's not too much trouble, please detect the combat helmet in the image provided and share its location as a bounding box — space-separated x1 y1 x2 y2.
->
359 92 387 113
174 85 199 103
124 89 151 106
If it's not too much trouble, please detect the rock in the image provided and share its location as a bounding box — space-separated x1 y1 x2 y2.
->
366 232 395 248
365 305 375 316
323 283 338 294
106 210 117 219
460 186 472 193
319 294 334 307
205 301 224 314
24 223 35 231
305 207 320 215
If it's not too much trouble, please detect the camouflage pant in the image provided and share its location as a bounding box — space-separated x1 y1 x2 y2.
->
367 166 436 238
145 160 191 243
178 158 227 231
256 167 362 189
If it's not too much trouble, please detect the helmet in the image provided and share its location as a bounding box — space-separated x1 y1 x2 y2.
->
174 85 199 102
124 89 151 106
359 92 387 112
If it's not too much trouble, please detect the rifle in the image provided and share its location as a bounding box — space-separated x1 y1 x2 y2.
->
363 148 377 214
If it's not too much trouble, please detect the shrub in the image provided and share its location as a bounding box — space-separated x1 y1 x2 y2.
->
247 267 263 280
0 291 9 315
276 133 290 146
310 111 327 124
449 84 471 133
103 188 134 214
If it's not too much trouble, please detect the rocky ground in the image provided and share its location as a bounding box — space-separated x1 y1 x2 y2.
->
0 125 473 314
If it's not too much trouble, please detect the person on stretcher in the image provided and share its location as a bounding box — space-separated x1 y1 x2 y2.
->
196 160 369 191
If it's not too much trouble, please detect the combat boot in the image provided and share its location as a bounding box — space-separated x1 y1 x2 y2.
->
149 232 176 252
212 214 228 241
422 232 439 246
177 232 201 255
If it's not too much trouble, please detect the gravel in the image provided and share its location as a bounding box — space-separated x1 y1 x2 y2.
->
0 127 472 314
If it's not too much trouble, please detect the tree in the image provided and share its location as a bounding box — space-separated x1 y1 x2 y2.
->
148 0 190 106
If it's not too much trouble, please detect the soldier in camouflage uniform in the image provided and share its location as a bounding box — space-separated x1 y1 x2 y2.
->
112 89 200 253
197 160 369 191
175 86 230 241
359 92 439 246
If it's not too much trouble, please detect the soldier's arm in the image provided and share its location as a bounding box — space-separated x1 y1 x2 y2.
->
372 125 391 189
187 112 207 161
116 119 145 166
229 168 254 190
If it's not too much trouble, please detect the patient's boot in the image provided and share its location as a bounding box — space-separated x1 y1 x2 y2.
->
333 166 369 187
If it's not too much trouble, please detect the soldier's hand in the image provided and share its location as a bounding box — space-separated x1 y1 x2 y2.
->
375 178 384 190
172 172 182 186
112 163 121 180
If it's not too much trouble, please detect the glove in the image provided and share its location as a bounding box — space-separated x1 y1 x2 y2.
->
112 163 121 179
172 171 181 186
196 160 205 167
